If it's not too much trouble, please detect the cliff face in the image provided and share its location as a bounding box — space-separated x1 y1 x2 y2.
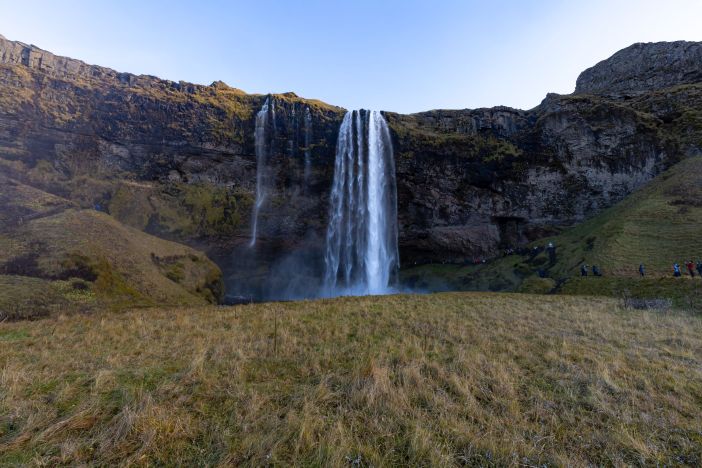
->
388 59 702 261
0 34 344 251
575 41 702 96
1 34 701 294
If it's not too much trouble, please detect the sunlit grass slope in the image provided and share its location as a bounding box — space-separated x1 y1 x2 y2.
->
2 293 701 466
539 156 702 278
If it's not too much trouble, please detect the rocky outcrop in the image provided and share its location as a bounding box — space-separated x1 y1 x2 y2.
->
575 41 702 96
1 34 701 297
388 92 680 262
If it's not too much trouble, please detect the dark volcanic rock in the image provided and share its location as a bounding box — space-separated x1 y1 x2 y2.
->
575 41 702 96
387 93 680 263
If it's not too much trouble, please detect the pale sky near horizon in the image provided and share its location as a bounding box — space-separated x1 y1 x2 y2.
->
1 0 701 113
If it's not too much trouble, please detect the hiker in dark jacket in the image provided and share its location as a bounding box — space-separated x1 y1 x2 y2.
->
639 264 645 277
686 260 695 277
697 261 702 277
673 263 681 277
581 264 588 277
592 265 602 276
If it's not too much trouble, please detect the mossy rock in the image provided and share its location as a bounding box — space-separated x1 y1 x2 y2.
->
107 181 251 239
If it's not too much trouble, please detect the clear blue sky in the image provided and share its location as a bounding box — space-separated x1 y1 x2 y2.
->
1 0 701 113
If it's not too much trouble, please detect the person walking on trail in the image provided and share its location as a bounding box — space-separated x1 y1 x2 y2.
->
639 264 645 277
687 260 695 277
673 263 682 277
592 265 602 276
581 264 588 277
547 241 556 265
697 260 702 277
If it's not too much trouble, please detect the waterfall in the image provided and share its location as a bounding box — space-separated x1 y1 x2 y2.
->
303 107 312 185
249 97 275 247
323 110 399 296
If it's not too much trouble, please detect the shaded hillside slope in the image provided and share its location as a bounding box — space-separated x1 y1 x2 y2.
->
0 176 223 319
403 157 702 306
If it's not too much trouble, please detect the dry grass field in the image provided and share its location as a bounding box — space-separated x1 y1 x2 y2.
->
1 292 701 466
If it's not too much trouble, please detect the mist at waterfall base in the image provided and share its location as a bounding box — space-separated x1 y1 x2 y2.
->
224 107 402 303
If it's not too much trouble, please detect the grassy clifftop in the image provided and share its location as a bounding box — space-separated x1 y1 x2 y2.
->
0 293 700 465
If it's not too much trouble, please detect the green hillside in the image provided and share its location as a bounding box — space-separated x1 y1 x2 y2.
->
402 156 702 306
0 176 223 320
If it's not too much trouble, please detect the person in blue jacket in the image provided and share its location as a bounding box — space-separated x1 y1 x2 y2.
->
673 263 681 277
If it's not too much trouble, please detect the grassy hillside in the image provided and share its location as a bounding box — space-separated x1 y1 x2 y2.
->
0 293 700 466
0 176 223 319
402 156 702 306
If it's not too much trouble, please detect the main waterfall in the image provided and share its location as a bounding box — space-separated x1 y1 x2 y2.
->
322 110 399 296
249 97 275 247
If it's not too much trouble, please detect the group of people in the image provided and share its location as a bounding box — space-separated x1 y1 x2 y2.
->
493 239 701 281
672 260 702 278
637 261 702 277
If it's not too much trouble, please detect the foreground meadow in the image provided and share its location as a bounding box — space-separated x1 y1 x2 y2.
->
1 293 701 466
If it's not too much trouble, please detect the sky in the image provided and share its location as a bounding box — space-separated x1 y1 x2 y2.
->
1 0 701 113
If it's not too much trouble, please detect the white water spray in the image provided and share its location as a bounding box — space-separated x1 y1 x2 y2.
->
323 110 399 296
303 107 312 185
249 97 275 247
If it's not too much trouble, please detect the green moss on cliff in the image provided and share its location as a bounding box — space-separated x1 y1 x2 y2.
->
387 113 522 164
158 183 252 237
106 181 252 239
108 182 153 230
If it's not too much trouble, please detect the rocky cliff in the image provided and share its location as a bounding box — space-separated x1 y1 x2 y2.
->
1 34 701 299
575 41 702 96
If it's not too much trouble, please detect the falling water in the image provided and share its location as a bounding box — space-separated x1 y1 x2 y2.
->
303 107 312 185
323 110 399 296
249 97 275 247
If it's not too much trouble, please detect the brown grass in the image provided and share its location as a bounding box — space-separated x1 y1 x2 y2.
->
1 292 701 466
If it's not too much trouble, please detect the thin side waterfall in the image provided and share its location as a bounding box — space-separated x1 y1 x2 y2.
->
303 107 312 185
249 97 275 247
323 110 399 296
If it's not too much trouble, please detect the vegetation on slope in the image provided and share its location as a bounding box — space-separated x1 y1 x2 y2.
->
0 177 223 319
1 293 700 466
402 157 702 307
107 180 253 237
